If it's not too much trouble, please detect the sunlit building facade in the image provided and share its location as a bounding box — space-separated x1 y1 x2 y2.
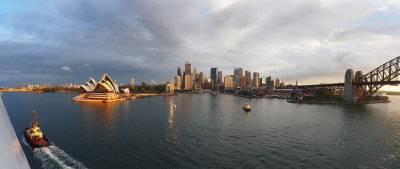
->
75 74 131 102
184 74 193 90
224 75 234 90
253 72 259 88
175 76 181 90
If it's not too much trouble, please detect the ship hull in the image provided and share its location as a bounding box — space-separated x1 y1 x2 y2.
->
23 128 51 148
243 107 251 111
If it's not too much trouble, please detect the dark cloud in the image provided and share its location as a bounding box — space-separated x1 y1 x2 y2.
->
1 0 400 86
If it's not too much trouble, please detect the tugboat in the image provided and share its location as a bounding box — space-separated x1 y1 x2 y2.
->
243 104 251 111
24 110 51 148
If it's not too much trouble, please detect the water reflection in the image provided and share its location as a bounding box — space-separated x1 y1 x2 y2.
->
78 102 119 129
165 97 179 145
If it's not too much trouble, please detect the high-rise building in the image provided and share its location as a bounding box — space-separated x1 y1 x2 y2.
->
234 68 243 88
175 76 181 90
131 78 135 86
199 72 204 87
245 70 252 88
184 74 193 90
266 76 272 87
210 67 218 90
194 67 199 74
260 78 266 86
217 71 223 84
253 72 259 88
177 66 182 77
224 75 234 90
240 76 246 88
185 62 191 75
275 78 281 88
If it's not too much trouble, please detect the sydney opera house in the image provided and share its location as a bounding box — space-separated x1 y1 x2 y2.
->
73 74 131 102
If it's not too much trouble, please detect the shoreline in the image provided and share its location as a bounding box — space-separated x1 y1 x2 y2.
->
286 99 391 105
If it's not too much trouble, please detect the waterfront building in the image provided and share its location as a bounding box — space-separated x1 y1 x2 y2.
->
210 68 218 90
253 72 259 88
234 68 244 88
166 81 175 94
217 71 223 85
175 76 181 90
224 75 234 90
245 70 252 88
75 74 131 102
185 62 191 75
184 74 193 90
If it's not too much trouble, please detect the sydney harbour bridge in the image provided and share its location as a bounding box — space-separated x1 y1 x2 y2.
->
298 56 400 102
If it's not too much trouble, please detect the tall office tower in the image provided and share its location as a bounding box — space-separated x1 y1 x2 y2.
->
260 78 266 86
131 78 135 87
185 62 191 75
224 75 234 90
253 72 259 88
194 67 199 83
217 71 223 84
266 76 272 87
272 79 277 88
210 67 218 90
177 66 182 77
275 78 281 88
175 76 181 90
184 74 193 90
245 70 252 88
240 77 246 88
234 68 244 88
199 72 205 87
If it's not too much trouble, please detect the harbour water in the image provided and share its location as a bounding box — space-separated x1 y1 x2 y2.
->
3 92 400 169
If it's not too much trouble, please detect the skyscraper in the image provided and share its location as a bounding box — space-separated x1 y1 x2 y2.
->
217 71 223 84
194 67 199 83
199 72 204 87
210 67 218 90
234 68 243 88
253 72 259 88
175 76 181 90
245 70 252 88
266 76 272 87
131 78 135 87
185 62 191 75
224 75 234 90
184 74 193 90
177 66 182 77
276 78 281 88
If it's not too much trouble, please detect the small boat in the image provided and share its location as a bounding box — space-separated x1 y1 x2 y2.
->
170 103 176 109
24 110 51 148
243 104 251 111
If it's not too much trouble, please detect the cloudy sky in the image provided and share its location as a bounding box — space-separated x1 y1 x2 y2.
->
1 0 400 87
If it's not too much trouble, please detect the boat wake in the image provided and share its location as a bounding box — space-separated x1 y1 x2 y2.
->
22 136 88 169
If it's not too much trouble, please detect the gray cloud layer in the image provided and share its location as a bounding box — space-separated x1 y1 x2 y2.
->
1 0 400 86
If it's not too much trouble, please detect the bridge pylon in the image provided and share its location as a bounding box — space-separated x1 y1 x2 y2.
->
344 69 365 102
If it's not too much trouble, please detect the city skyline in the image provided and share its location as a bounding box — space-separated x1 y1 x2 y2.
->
2 0 400 88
